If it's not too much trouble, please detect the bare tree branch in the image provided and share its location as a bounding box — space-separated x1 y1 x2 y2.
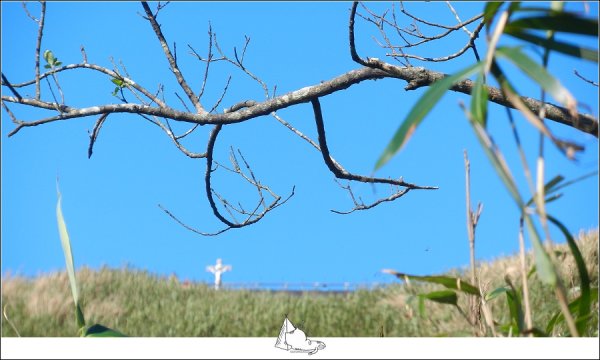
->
4 65 598 137
574 69 599 87
2 2 597 235
158 124 294 236
87 113 108 159
141 1 205 114
331 179 410 214
359 2 485 62
29 1 46 100
311 97 437 189
1 73 22 101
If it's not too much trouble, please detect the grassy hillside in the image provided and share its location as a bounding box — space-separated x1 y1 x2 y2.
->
2 230 597 337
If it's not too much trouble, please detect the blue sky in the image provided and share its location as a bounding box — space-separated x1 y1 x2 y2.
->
2 1 598 290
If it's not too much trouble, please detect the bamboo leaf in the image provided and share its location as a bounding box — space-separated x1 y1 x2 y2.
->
382 269 480 296
485 286 511 301
466 117 522 205
470 73 489 127
547 215 591 335
505 30 598 62
484 2 505 30
420 290 458 306
465 114 557 286
56 179 86 329
84 324 128 337
374 61 484 170
525 175 564 206
546 288 598 335
504 277 525 333
495 46 577 116
524 215 557 286
505 14 598 36
56 182 79 309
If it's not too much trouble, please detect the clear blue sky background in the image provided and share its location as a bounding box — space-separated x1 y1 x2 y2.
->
2 2 598 289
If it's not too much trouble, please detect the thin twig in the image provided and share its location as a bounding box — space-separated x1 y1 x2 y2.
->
32 1 46 100
446 1 473 36
464 150 482 335
518 218 534 335
330 180 410 214
312 97 437 190
87 113 108 158
141 1 205 114
1 73 22 100
574 69 598 87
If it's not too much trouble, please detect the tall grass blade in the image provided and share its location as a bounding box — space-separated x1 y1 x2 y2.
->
504 277 525 334
56 180 85 329
547 215 591 335
546 288 598 335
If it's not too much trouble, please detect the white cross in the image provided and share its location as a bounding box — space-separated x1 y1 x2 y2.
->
206 258 232 290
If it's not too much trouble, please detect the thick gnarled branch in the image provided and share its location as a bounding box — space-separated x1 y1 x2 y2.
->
5 65 596 136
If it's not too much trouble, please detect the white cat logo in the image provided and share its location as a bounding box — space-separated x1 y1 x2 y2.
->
275 316 326 355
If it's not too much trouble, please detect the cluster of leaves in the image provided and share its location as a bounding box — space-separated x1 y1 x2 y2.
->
43 50 62 69
110 77 126 97
380 2 598 337
375 1 598 169
385 174 596 336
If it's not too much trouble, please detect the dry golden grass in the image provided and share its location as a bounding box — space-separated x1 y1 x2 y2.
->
381 229 598 336
1 230 597 337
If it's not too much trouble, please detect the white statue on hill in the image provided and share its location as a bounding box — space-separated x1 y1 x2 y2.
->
206 258 232 290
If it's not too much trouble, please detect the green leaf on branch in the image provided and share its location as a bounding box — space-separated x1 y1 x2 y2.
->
43 49 62 68
43 49 55 64
111 78 125 87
